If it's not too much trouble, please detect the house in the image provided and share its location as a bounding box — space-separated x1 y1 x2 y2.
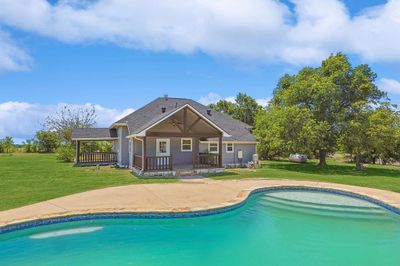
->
71 96 258 176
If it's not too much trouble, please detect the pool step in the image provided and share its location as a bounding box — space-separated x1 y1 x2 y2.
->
261 195 390 220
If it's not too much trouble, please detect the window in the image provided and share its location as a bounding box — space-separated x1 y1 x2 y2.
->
208 142 219 153
181 138 192 152
159 141 167 153
226 143 234 153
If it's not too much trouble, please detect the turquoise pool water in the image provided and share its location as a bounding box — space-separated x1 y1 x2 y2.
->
1 190 400 266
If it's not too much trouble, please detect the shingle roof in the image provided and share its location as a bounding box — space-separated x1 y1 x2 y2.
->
115 97 257 142
71 128 118 140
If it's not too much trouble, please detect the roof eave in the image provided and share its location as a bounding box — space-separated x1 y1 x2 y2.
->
110 122 127 128
71 137 118 141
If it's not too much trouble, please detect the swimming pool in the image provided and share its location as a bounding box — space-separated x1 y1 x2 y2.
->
1 190 399 265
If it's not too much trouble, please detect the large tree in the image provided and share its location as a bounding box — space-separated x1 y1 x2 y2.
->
342 103 400 167
255 106 317 159
44 105 96 145
341 105 372 169
209 100 236 116
260 53 385 166
209 93 262 126
234 93 262 126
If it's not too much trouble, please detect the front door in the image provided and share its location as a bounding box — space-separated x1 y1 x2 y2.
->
156 139 170 157
156 139 170 166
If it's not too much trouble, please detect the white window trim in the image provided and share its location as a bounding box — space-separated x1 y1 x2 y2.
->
181 138 193 152
208 141 219 154
226 143 234 153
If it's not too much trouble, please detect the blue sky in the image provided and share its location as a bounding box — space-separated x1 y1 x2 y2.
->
0 0 400 142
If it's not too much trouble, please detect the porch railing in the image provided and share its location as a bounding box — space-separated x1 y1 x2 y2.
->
193 153 220 169
146 156 173 171
79 152 117 164
133 155 143 170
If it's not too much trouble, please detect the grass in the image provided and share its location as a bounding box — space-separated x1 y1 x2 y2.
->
206 160 400 193
0 153 176 211
1 153 400 211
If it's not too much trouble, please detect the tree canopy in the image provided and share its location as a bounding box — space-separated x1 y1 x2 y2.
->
341 103 400 168
209 93 262 126
256 53 387 166
44 105 96 145
36 131 60 153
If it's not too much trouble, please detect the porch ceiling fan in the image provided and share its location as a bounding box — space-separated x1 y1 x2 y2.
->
168 118 184 127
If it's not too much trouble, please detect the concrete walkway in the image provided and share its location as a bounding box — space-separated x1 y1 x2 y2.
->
1 179 400 227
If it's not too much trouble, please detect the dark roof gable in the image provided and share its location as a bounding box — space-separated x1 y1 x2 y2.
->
115 97 257 142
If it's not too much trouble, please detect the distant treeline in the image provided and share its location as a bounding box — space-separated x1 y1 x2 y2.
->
0 105 112 162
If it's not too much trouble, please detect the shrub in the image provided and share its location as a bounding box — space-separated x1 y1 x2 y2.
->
56 145 75 162
36 131 60 153
0 136 15 153
23 138 40 153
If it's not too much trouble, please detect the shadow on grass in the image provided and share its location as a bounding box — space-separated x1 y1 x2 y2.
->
264 161 400 178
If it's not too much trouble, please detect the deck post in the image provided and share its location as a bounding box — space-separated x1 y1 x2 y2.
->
143 136 147 171
218 134 223 167
192 152 195 170
75 140 80 164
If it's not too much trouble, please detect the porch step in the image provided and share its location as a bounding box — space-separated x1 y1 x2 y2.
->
175 170 198 176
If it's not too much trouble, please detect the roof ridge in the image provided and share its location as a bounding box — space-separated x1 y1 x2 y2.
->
113 97 162 125
156 96 192 100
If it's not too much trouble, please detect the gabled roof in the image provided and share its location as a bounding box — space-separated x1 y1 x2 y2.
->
71 128 118 140
114 97 257 142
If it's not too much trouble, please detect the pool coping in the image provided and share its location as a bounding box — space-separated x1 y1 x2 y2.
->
1 180 400 234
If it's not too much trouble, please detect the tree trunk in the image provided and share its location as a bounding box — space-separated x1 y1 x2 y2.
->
355 154 363 170
318 150 327 166
372 157 376 164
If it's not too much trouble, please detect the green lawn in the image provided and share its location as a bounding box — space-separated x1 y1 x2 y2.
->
206 160 400 193
0 153 175 211
1 153 400 211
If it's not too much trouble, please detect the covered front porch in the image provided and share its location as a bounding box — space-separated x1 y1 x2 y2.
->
130 105 227 176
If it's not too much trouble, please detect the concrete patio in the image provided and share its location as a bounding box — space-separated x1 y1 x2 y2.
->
1 179 400 228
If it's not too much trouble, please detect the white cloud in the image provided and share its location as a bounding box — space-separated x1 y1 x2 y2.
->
199 92 270 107
0 0 399 67
198 92 235 106
0 101 134 141
0 28 31 72
379 78 400 95
256 98 271 107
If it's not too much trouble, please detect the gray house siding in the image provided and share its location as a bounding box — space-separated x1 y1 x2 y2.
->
117 127 129 166
233 144 257 165
199 142 256 166
145 137 200 165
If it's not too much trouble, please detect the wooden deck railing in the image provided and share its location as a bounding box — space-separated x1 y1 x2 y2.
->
146 156 173 171
79 152 117 164
193 153 220 169
133 155 143 170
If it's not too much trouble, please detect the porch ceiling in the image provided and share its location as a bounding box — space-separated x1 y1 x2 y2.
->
146 106 223 137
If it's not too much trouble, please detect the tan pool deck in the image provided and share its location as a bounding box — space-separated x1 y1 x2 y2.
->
1 179 400 227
